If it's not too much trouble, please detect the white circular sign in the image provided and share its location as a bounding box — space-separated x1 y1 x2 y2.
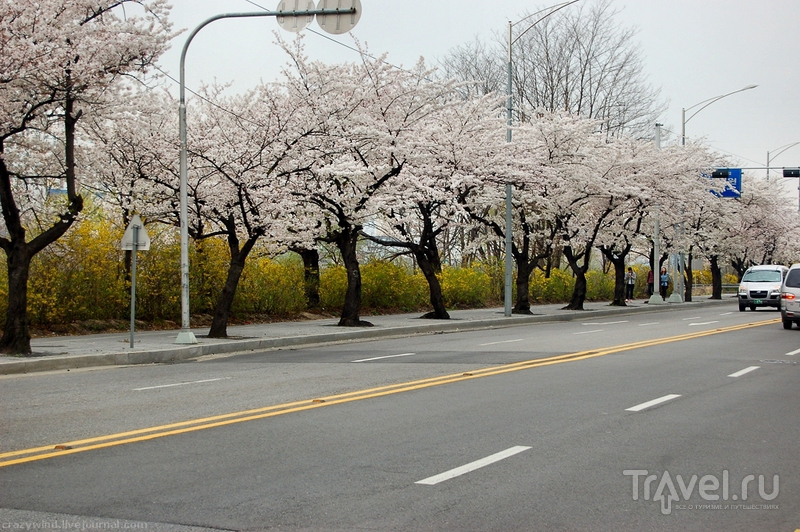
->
276 0 316 33
316 0 362 35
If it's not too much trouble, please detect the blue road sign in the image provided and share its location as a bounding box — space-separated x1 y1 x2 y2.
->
706 168 741 198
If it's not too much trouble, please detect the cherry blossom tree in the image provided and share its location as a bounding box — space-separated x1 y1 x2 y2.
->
175 83 315 338
458 110 591 314
662 144 732 300
0 0 172 354
370 92 505 319
282 42 456 326
728 176 800 277
85 86 179 281
594 137 656 306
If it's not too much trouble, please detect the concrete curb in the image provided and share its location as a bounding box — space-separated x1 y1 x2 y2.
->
0 299 729 375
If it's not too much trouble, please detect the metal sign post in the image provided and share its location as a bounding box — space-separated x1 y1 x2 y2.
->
121 215 150 348
130 225 139 348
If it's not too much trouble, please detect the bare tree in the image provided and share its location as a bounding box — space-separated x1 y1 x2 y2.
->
438 0 665 137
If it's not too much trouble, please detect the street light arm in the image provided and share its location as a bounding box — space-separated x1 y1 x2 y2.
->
511 0 582 45
681 84 757 146
770 141 800 162
683 84 757 125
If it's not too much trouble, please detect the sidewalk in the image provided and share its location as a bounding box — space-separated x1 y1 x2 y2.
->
0 297 732 375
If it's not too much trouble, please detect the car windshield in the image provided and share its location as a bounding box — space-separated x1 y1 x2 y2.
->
742 270 782 283
786 270 800 288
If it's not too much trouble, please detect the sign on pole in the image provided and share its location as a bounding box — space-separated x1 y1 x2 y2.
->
121 215 151 250
706 168 742 198
276 0 316 32
315 0 362 34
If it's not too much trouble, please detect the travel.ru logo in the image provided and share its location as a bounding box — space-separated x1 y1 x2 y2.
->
623 470 779 515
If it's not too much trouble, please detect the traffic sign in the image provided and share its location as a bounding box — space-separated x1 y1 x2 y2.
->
276 0 315 32
707 168 741 198
316 0 362 35
120 215 151 251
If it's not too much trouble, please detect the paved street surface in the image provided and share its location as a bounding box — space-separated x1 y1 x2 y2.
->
0 299 730 375
1 300 799 531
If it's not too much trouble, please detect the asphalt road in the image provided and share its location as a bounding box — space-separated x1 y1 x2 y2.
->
1 302 799 531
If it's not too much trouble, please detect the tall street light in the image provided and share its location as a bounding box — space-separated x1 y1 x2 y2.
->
769 141 800 212
674 84 758 304
767 141 800 181
504 0 581 317
175 2 360 344
681 85 758 146
648 123 665 305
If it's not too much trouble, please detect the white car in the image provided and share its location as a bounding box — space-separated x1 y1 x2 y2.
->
738 264 787 312
781 264 800 330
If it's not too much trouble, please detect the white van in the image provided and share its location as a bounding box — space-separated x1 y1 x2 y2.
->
780 264 800 329
737 264 787 312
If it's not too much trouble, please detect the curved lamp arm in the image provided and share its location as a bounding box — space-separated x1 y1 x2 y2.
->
681 84 757 145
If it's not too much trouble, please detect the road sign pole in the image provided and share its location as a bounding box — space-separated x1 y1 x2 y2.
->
130 225 138 349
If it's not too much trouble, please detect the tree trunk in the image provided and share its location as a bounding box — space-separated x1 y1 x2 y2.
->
599 246 629 307
336 228 371 327
610 256 626 306
0 247 33 354
566 270 588 310
514 260 533 314
710 255 723 300
208 256 247 338
731 258 747 281
562 246 588 310
684 250 693 302
513 233 533 314
293 247 321 309
416 249 449 319
208 224 259 338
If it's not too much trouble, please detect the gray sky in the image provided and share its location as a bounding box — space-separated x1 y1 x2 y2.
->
159 0 800 188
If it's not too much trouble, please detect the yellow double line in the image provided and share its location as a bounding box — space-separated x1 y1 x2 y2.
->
0 318 777 468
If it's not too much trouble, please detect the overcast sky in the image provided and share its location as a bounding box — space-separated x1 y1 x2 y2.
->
158 0 800 192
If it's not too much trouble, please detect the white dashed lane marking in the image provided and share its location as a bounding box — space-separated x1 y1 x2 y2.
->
416 446 532 485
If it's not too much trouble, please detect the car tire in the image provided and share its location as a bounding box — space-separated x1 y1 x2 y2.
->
739 303 746 312
783 319 793 330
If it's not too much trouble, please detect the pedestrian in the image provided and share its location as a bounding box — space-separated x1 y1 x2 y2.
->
625 267 636 301
646 269 654 297
659 267 669 299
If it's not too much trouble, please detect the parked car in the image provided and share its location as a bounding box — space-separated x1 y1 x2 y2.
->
781 263 800 329
738 264 787 312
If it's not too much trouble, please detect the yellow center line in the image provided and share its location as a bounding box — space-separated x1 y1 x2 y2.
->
0 318 778 468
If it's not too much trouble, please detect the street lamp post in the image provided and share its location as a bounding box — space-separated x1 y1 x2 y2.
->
648 123 665 305
504 0 581 317
175 4 359 344
681 85 758 146
674 84 758 304
767 141 800 181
